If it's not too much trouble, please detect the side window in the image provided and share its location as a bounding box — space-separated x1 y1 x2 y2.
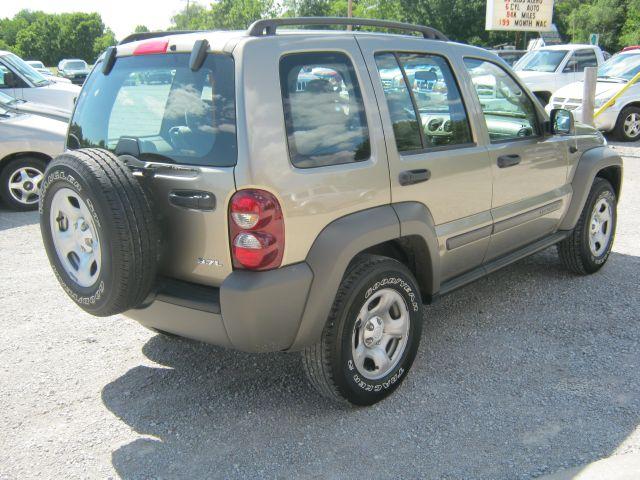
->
374 53 422 151
463 58 540 142
575 49 598 72
398 53 472 148
375 52 473 152
279 52 370 168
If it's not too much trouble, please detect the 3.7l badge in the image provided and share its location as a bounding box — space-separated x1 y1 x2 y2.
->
196 257 223 267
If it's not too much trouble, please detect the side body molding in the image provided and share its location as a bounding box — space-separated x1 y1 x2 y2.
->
289 202 441 350
289 205 400 350
559 146 623 231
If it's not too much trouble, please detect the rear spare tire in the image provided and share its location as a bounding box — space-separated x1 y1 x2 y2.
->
40 148 159 316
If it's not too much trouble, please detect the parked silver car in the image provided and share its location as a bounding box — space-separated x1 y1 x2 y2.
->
0 105 66 210
0 90 70 123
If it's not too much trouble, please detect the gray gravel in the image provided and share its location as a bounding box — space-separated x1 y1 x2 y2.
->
1 141 639 479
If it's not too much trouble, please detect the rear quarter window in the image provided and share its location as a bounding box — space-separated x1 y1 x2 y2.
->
279 52 371 168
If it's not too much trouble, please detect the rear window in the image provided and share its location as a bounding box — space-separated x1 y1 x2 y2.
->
68 53 237 167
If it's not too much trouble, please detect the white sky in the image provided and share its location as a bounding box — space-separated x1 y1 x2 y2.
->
3 0 206 40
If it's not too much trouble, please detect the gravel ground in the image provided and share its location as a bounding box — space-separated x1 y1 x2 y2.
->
1 141 639 479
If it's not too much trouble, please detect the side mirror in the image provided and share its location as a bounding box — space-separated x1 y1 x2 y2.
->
563 60 577 73
550 108 575 135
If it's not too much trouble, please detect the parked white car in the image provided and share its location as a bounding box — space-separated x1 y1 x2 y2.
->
0 104 66 210
514 44 605 105
547 51 640 141
0 51 80 110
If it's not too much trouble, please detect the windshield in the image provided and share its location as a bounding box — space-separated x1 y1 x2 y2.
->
2 53 49 86
514 50 568 72
62 61 88 71
598 54 640 81
69 53 237 167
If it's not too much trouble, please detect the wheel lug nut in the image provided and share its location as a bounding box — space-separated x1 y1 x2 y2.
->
366 323 374 331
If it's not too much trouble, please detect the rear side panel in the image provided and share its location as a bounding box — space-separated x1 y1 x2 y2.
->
233 35 391 266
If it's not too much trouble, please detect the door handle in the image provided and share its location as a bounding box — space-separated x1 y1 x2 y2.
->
399 169 431 186
169 190 216 210
497 154 521 168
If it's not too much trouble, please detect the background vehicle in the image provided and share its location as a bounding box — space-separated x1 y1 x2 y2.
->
39 19 622 406
0 51 80 110
57 59 91 85
514 44 605 105
0 90 70 123
492 49 527 66
25 60 72 84
548 50 640 141
0 105 66 210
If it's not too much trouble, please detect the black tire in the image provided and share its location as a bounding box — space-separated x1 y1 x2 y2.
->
40 148 159 316
613 106 640 142
0 157 47 211
558 177 617 275
302 254 423 406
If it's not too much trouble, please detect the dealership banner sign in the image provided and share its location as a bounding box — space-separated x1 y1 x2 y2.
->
485 0 555 31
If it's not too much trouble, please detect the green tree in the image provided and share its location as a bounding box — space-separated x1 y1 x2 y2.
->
621 0 640 45
93 28 117 58
564 0 626 51
134 25 150 33
171 0 276 30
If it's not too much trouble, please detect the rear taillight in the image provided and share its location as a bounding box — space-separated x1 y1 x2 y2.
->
229 189 284 270
133 40 169 56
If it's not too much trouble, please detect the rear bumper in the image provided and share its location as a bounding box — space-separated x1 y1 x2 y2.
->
124 262 313 352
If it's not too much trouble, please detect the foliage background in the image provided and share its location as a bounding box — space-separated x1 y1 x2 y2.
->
1 0 638 66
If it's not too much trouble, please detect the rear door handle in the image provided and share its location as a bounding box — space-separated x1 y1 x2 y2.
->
399 169 431 186
169 190 216 211
497 154 521 168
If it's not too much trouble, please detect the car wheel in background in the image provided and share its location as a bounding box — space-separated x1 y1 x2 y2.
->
0 157 47 211
614 106 640 142
533 91 551 107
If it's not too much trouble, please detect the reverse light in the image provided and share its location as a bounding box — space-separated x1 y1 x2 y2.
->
229 189 284 270
133 40 169 56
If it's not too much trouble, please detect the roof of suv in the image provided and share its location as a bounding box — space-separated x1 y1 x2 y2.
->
114 17 454 57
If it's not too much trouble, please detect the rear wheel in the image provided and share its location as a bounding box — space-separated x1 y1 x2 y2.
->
40 148 159 316
558 177 616 274
0 157 46 211
613 106 640 141
302 255 423 406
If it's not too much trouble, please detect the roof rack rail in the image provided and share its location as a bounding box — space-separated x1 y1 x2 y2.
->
118 30 201 45
247 17 448 41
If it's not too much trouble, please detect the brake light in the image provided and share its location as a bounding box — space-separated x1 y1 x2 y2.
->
133 40 169 56
229 189 284 270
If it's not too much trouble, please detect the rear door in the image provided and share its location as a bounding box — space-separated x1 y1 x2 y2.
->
462 57 570 260
69 52 238 286
358 37 493 281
